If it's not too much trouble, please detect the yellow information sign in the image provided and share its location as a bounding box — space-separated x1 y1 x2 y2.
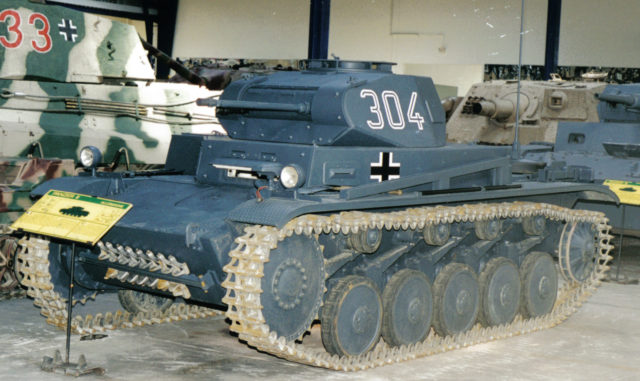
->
11 190 132 245
604 179 640 206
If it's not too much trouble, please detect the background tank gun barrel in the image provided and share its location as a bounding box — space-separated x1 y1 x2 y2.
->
196 98 311 114
596 92 640 109
463 97 514 120
140 39 219 90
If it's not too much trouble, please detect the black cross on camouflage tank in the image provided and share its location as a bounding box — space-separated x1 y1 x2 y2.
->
370 152 400 182
58 19 78 42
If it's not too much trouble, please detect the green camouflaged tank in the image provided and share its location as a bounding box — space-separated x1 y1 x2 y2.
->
0 0 222 291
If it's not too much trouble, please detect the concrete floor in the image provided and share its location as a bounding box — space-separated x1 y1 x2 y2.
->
1 239 639 381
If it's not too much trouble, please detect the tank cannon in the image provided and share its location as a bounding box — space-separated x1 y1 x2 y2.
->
596 92 640 108
461 97 515 121
141 39 232 91
14 60 614 370
595 84 640 123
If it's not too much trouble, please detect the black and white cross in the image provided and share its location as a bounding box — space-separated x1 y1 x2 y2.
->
58 19 78 42
370 152 400 182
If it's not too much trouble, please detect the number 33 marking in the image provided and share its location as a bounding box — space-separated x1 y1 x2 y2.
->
0 9 52 53
360 89 426 130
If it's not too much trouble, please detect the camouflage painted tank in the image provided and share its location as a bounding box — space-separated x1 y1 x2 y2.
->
0 0 222 294
447 79 606 145
15 60 615 370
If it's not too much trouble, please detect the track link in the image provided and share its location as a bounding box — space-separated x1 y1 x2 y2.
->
222 202 613 371
0 288 27 301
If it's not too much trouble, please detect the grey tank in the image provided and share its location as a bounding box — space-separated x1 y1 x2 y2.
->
519 83 640 235
17 60 616 369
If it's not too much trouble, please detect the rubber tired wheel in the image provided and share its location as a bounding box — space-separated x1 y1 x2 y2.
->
349 228 382 253
433 263 480 337
478 257 520 327
321 275 382 356
261 234 325 341
118 289 174 314
520 251 558 318
382 269 433 347
559 222 597 282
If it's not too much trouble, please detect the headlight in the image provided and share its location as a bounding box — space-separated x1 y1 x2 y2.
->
79 146 102 169
280 165 305 189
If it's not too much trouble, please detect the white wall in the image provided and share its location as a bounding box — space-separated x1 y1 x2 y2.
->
328 0 548 94
172 0 640 95
401 63 485 96
329 0 547 66
173 0 309 59
559 0 640 67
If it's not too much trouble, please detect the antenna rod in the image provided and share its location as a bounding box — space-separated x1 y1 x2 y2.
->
512 0 525 159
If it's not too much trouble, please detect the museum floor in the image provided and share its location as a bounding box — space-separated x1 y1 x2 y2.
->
1 237 639 381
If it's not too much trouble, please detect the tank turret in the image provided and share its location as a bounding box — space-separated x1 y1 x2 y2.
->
14 60 614 369
1 0 153 83
447 80 606 145
203 60 445 148
0 0 221 166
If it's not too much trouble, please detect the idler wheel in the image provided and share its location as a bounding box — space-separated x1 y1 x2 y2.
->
558 222 597 283
261 234 324 341
118 290 174 314
423 223 450 246
433 263 480 336
349 228 382 254
381 269 433 347
475 219 502 241
520 251 558 318
478 257 521 326
321 275 382 356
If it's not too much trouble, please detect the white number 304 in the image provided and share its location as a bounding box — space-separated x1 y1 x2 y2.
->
360 89 426 130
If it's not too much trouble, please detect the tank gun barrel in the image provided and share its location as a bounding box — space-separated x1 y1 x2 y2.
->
196 98 311 114
140 39 213 89
463 98 514 120
596 92 640 109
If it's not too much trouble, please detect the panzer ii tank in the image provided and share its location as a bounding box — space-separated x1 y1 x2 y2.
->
15 60 615 370
447 79 605 145
0 0 222 293
519 83 640 236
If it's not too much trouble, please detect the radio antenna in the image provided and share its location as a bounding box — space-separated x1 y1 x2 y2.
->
511 0 525 159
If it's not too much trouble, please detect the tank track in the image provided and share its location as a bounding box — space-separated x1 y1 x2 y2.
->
15 202 612 369
16 237 219 335
222 202 613 371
